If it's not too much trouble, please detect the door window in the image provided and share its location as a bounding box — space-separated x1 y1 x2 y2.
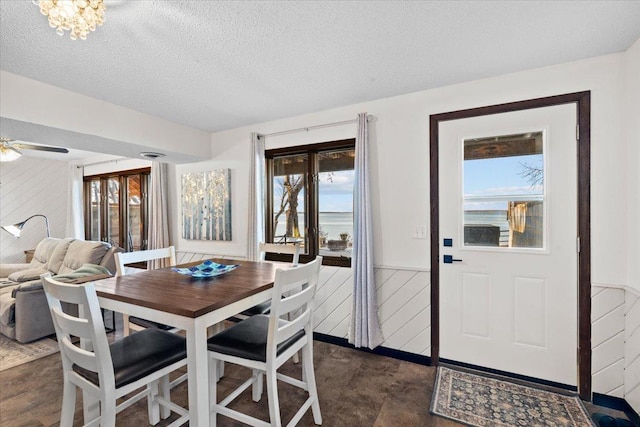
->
463 132 544 249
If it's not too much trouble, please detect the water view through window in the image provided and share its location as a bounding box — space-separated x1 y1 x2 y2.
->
463 132 545 249
270 144 354 262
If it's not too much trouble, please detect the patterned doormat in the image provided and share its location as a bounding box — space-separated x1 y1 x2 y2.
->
431 366 594 427
0 334 59 371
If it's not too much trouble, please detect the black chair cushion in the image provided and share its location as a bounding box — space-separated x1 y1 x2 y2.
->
129 316 175 331
240 300 271 316
73 329 186 388
207 314 304 362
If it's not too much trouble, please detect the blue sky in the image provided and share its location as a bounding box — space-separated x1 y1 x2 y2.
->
464 154 543 210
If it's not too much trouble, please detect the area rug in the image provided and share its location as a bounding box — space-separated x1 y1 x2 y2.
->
431 366 595 427
0 334 59 371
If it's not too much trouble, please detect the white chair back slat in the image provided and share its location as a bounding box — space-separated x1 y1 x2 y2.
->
275 309 312 344
267 256 321 360
60 337 99 372
115 246 176 276
41 274 116 388
277 285 315 316
259 242 300 265
50 307 92 339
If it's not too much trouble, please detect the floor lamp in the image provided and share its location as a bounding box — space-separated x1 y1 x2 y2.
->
1 214 50 238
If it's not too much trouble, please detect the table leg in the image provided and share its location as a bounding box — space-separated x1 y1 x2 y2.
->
187 321 210 427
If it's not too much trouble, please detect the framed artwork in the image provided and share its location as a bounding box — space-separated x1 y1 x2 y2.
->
182 169 232 241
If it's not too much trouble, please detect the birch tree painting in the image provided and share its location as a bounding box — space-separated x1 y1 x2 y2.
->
182 169 232 241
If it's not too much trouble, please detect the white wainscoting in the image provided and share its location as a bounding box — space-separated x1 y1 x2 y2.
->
592 285 626 397
176 252 431 356
624 289 640 413
592 283 640 414
176 251 638 411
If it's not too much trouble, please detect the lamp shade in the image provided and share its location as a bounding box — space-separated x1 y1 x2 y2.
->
1 215 50 238
0 145 22 162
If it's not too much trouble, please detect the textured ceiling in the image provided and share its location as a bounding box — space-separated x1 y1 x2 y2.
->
1 1 640 133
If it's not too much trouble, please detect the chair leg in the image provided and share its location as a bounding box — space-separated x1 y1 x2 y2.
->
60 377 76 427
251 369 263 402
147 380 161 425
266 369 282 427
302 343 322 425
159 375 171 419
83 390 100 426
209 356 218 427
101 394 117 427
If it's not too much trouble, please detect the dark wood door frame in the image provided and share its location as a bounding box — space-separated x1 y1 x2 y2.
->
429 91 592 400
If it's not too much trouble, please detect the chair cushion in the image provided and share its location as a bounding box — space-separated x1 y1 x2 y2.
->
73 328 186 388
240 300 271 316
129 316 174 331
207 314 304 362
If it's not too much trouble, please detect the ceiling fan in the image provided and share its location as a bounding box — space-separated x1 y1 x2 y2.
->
0 137 69 162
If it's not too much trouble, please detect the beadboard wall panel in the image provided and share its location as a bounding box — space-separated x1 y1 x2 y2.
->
175 251 431 355
0 157 69 264
592 285 626 397
625 291 640 413
176 251 640 407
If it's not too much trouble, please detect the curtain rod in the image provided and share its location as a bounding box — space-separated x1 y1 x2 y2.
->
262 115 372 138
76 157 130 169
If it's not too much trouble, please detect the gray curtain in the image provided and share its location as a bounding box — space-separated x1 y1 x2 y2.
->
349 113 384 349
148 162 170 269
65 162 85 239
247 132 266 261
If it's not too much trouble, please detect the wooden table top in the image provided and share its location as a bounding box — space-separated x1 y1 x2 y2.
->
94 259 282 318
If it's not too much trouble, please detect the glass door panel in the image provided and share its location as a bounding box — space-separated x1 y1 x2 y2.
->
463 132 544 249
272 154 307 253
127 175 142 251
106 178 120 247
318 149 355 258
88 180 101 241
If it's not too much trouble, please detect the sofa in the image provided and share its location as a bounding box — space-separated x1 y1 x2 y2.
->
0 238 121 343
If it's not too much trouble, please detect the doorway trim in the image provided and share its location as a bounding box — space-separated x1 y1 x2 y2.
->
429 91 591 400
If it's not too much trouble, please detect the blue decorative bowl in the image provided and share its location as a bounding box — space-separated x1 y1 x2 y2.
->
172 260 239 278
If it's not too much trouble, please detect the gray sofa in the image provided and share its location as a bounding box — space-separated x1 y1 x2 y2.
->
0 238 120 343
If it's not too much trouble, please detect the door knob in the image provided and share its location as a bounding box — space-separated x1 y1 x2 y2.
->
443 255 462 264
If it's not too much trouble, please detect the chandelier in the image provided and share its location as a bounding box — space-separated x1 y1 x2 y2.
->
37 0 106 40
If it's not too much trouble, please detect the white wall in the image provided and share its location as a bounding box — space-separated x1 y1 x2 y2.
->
0 157 69 263
174 52 630 288
625 38 640 293
169 46 640 405
0 71 211 161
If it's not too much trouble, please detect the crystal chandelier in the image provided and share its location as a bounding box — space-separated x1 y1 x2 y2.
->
37 0 106 40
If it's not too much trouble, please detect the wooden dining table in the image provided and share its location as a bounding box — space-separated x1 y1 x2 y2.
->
92 258 284 426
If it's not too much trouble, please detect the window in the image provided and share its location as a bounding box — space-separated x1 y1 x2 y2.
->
266 139 355 267
463 132 544 249
84 168 150 251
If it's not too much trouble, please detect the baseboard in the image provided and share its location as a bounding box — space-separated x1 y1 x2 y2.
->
593 393 640 426
312 332 431 366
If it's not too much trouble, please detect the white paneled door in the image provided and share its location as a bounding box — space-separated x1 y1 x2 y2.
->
439 104 578 386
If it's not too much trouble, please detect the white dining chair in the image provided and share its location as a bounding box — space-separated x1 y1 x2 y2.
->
41 273 189 427
115 246 178 336
235 242 301 320
207 256 323 427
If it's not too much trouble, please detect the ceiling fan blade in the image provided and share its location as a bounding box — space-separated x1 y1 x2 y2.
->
12 143 69 154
